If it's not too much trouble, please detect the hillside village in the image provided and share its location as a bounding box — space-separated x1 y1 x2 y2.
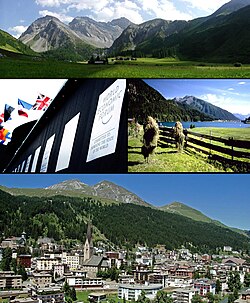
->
0 225 250 303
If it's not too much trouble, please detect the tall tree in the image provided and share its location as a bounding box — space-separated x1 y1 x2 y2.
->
154 290 173 303
0 247 12 271
69 287 77 301
206 292 215 303
244 273 250 287
137 291 150 303
17 265 28 281
215 279 221 294
228 272 241 292
63 281 71 295
191 294 203 303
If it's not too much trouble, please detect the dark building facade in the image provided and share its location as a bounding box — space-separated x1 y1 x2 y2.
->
4 79 127 173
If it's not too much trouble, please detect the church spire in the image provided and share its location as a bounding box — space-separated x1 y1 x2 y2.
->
84 221 94 261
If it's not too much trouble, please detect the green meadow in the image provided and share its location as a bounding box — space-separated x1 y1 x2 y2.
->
1 56 250 78
76 291 120 303
128 137 227 173
190 127 250 140
128 127 250 173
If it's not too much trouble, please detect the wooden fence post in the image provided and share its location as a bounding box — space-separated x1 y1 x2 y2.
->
231 137 234 161
184 129 188 148
210 130 212 155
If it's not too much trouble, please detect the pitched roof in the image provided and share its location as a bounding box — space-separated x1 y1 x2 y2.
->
83 255 103 267
222 258 246 266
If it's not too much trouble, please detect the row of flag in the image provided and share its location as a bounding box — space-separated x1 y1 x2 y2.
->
0 93 52 144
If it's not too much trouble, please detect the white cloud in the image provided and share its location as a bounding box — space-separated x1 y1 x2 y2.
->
34 0 231 22
34 0 192 22
141 0 193 20
200 93 232 107
8 26 28 38
67 0 110 11
199 93 250 115
95 0 143 23
39 10 74 22
228 88 234 91
35 0 71 7
238 82 246 85
182 0 228 14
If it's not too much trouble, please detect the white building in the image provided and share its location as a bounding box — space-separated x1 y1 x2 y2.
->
53 264 69 278
223 246 232 252
118 283 163 301
62 252 80 270
36 257 59 271
65 275 104 289
135 255 153 267
165 276 193 288
172 288 195 303
194 279 216 296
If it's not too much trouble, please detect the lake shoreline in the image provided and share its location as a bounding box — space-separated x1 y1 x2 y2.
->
160 121 250 129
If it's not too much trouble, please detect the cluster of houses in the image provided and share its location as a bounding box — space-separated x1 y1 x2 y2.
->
0 228 250 303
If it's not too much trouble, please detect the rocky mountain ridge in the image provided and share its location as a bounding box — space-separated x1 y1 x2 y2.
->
173 96 239 121
19 15 133 53
45 179 150 207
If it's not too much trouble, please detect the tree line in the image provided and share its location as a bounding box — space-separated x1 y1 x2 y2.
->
0 189 249 254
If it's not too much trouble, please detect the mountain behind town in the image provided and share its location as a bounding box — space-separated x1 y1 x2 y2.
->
0 183 249 252
159 202 245 236
0 179 149 207
0 180 248 237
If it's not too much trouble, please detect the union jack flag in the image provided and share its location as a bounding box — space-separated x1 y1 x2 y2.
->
32 93 52 111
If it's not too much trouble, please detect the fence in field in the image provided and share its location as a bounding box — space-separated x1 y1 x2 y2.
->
159 126 250 163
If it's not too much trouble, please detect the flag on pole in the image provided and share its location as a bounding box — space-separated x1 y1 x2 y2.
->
32 93 51 111
0 113 4 124
18 99 33 117
4 104 15 122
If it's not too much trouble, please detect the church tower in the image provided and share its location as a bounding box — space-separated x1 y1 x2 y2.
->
83 222 94 261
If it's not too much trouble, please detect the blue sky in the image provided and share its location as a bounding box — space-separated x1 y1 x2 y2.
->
0 174 249 230
144 79 250 115
1 0 231 38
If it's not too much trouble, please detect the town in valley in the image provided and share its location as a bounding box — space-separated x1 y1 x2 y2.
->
0 224 249 303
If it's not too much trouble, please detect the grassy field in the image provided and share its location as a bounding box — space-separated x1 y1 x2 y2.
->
76 290 90 302
128 137 227 172
128 127 250 172
76 291 120 303
190 127 250 140
186 127 250 170
1 56 250 78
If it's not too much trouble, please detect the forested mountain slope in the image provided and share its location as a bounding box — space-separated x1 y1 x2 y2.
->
0 190 249 253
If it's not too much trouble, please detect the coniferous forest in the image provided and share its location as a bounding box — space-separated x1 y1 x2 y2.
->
0 189 249 254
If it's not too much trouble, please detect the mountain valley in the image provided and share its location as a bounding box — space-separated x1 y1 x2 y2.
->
1 0 250 63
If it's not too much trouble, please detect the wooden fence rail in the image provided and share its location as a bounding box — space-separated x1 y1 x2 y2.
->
159 126 250 162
